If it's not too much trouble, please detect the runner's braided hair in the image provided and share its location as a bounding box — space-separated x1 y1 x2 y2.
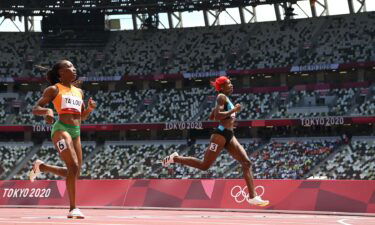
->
35 60 81 87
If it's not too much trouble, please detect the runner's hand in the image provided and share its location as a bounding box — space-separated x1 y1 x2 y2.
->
234 103 242 113
88 97 97 110
44 109 54 124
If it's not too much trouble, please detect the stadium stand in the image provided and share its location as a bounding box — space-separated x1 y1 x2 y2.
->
0 142 33 179
6 85 370 125
6 138 353 179
84 89 157 124
271 88 358 118
242 138 341 179
313 137 375 180
0 10 375 181
352 86 375 116
0 12 374 78
13 142 95 180
0 98 7 124
80 142 186 179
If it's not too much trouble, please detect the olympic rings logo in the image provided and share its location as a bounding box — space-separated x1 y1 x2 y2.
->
230 185 265 203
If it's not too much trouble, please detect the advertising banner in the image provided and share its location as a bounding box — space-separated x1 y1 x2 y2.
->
183 71 226 79
2 116 375 132
291 64 339 72
1 179 374 213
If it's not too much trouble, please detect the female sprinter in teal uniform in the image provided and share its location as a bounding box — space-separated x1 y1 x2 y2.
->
29 60 96 219
163 76 269 206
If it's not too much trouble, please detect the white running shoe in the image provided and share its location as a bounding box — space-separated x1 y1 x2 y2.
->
162 152 179 167
67 208 85 219
29 159 44 182
247 196 269 207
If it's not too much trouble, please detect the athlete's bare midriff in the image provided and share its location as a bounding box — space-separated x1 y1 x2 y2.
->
219 116 235 130
58 114 82 126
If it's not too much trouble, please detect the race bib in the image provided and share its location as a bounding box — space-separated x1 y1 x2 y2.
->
56 139 67 153
209 143 218 152
61 95 83 113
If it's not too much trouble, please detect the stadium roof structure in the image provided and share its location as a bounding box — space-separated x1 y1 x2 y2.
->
0 0 368 18
0 1 304 15
0 0 369 31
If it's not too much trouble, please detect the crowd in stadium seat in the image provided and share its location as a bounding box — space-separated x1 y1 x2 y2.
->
32 49 96 78
4 85 375 125
136 87 212 123
196 92 281 121
314 138 375 179
164 25 246 73
238 138 341 179
6 136 375 180
232 19 320 70
330 88 358 115
7 140 272 180
104 30 179 76
300 13 375 65
12 91 44 125
9 87 216 125
352 87 375 116
0 142 33 179
0 33 38 78
271 88 358 118
0 12 374 78
0 98 7 124
82 143 186 179
84 89 157 124
232 92 279 120
13 142 95 180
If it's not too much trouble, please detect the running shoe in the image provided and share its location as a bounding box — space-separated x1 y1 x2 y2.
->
247 196 269 207
67 208 85 219
162 152 179 167
29 159 44 182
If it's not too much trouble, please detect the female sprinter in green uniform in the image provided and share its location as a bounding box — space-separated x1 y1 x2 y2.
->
163 76 269 206
29 60 96 219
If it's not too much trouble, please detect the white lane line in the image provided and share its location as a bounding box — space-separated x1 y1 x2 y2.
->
0 219 264 225
0 221 129 225
337 219 352 225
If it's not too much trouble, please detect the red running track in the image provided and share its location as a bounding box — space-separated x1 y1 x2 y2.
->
0 208 374 225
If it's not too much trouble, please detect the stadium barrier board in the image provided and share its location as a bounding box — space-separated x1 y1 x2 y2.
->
1 179 374 213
